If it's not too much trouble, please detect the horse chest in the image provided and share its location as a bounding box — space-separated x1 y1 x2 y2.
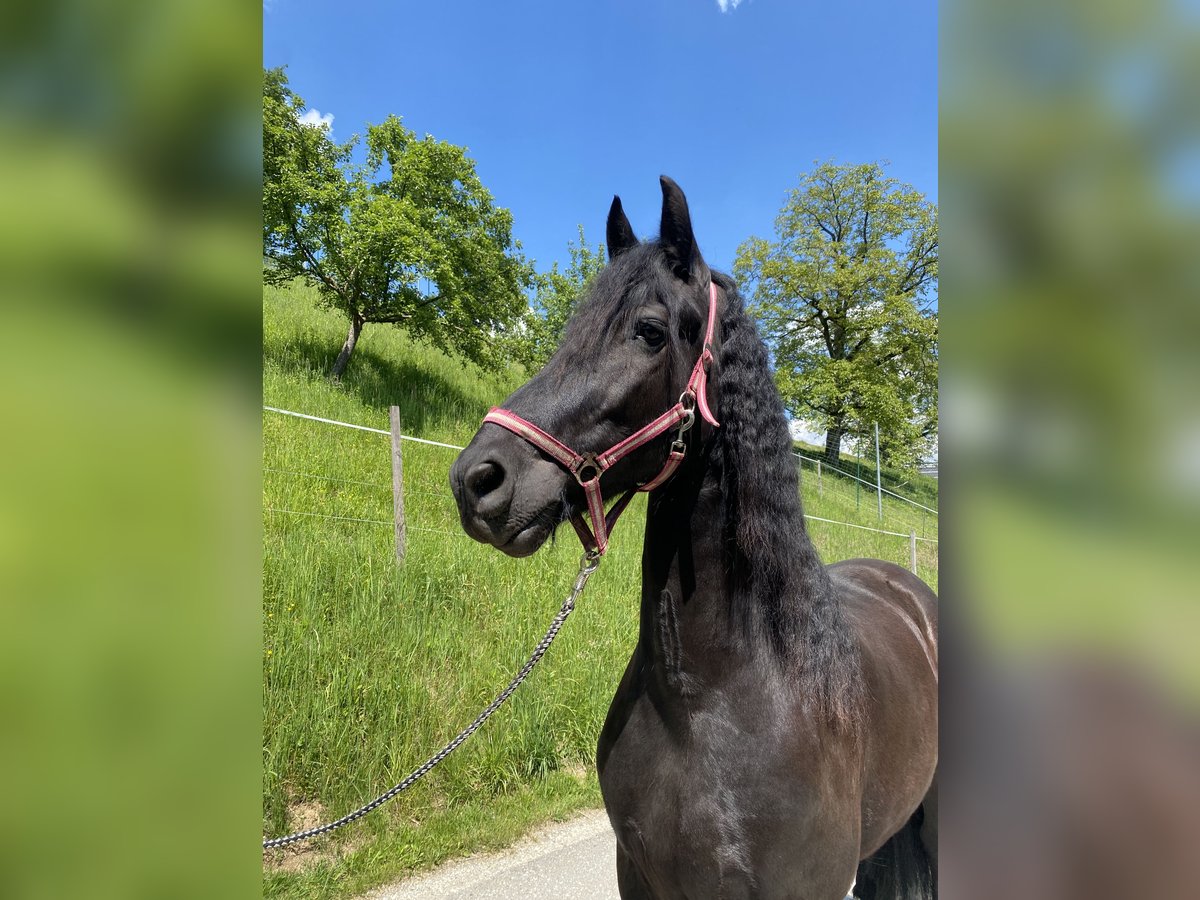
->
598 683 849 897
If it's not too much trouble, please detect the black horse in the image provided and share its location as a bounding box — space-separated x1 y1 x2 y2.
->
451 177 938 899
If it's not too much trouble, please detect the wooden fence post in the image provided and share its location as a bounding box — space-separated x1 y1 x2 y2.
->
909 530 918 574
389 406 406 564
874 421 884 522
816 460 823 498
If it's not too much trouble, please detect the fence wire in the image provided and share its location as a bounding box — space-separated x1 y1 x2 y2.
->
263 405 937 547
794 453 937 514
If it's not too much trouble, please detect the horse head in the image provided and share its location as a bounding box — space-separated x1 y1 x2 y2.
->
450 176 720 557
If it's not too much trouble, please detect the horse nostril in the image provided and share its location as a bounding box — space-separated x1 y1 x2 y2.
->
465 460 505 501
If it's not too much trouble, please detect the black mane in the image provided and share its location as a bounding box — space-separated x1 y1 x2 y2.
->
710 270 864 729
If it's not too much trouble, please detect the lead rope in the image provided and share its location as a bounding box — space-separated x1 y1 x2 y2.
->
263 551 602 850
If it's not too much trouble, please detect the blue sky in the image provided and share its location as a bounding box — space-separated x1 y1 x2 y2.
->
264 0 936 278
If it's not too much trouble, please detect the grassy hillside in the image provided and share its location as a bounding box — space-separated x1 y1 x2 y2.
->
262 280 937 898
793 440 939 511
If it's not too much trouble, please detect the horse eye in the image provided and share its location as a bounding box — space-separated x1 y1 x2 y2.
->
635 319 666 349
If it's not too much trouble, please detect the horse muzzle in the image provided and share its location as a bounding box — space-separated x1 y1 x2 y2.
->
450 430 567 557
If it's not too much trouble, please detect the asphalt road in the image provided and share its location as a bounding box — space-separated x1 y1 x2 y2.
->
362 811 861 899
363 810 620 900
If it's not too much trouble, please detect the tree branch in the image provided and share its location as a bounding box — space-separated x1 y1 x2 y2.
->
365 291 444 324
811 304 837 358
899 238 938 295
871 348 907 367
850 332 874 356
290 221 345 299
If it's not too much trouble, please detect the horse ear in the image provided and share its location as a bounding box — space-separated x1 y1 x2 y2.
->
606 196 638 260
659 175 704 281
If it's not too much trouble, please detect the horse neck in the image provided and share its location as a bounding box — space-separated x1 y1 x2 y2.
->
632 293 861 726
637 447 728 691
637 431 835 694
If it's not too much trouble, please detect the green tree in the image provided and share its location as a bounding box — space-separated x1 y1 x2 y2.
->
734 162 938 470
262 68 533 379
509 226 607 372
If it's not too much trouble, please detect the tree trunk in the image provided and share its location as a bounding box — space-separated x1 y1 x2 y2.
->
823 425 844 467
331 314 363 381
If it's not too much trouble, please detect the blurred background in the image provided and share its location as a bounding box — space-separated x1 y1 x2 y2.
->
0 0 261 898
943 0 1200 895
0 0 1196 896
944 0 1200 689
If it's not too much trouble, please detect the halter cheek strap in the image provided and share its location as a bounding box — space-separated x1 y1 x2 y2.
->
483 280 720 556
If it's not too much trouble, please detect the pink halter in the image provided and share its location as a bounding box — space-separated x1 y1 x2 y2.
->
483 280 721 556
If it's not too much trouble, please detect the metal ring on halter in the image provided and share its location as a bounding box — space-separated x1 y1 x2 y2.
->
573 453 601 485
679 390 697 411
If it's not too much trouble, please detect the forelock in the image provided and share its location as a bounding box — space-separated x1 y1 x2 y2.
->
561 244 669 343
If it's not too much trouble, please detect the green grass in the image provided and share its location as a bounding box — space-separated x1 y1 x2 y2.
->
262 280 937 898
264 771 600 900
795 456 939 586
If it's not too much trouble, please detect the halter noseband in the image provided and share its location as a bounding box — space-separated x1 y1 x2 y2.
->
483 280 721 556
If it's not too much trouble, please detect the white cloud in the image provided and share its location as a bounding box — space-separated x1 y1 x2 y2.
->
297 108 334 132
717 0 746 11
